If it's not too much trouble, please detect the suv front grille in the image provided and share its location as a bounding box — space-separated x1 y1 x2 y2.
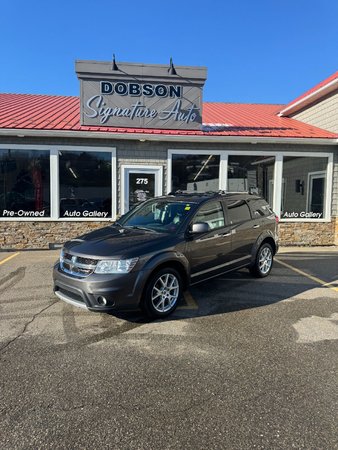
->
60 251 98 278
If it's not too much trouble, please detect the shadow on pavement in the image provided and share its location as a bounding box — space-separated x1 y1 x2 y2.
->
105 250 338 324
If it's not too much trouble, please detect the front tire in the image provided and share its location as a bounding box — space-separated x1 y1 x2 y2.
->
141 268 182 318
249 243 274 278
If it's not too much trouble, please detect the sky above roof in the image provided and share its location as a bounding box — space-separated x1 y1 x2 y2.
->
1 0 337 105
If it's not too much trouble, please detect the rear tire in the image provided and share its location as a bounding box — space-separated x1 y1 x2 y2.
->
249 243 274 278
141 268 182 319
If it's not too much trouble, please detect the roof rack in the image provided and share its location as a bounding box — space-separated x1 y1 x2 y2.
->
167 190 255 196
167 190 220 196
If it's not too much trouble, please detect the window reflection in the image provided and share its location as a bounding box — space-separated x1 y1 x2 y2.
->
227 200 251 224
228 156 275 202
281 156 327 219
193 201 225 229
172 154 220 192
227 155 275 202
0 149 50 218
59 151 112 218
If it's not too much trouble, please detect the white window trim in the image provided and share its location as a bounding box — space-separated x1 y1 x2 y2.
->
168 149 334 223
269 177 286 212
120 164 163 215
0 144 117 222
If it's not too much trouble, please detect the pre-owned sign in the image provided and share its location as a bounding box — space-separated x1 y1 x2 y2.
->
76 60 207 130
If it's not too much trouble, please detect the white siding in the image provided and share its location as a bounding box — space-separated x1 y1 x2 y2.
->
292 89 338 133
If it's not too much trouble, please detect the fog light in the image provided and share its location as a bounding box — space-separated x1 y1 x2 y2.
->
97 296 107 306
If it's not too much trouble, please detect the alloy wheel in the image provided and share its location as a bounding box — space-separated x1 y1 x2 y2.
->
259 246 273 275
151 273 180 313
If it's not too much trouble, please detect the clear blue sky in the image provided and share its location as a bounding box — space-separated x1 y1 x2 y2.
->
1 0 337 105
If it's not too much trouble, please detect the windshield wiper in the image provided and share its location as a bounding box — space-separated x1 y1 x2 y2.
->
128 226 158 233
111 221 124 228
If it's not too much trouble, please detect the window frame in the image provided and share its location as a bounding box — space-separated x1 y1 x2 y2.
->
168 149 333 223
279 153 332 222
0 145 117 222
120 164 163 215
0 146 52 219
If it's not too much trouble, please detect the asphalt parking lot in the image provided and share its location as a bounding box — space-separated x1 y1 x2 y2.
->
0 248 337 450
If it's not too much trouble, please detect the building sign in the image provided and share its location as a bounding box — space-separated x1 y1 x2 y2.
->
76 60 207 130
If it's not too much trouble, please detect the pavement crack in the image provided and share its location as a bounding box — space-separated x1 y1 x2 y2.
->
0 300 57 356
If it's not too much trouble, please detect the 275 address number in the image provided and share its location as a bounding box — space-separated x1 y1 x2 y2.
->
136 178 149 185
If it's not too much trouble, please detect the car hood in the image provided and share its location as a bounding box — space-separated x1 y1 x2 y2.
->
63 226 173 259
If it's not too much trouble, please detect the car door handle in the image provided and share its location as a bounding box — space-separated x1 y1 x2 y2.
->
222 232 232 237
253 224 260 229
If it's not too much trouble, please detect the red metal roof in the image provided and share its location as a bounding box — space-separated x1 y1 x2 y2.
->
0 93 336 139
279 71 338 116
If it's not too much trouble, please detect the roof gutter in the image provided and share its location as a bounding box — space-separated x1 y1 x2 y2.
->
0 128 337 145
278 78 338 117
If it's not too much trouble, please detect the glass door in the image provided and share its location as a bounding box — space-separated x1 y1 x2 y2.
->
121 165 163 214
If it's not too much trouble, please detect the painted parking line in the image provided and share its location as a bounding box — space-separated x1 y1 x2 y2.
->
177 290 199 310
275 257 338 292
0 252 20 266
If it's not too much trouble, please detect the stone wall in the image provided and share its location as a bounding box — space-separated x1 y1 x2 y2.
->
279 218 338 246
1 218 338 250
0 221 106 250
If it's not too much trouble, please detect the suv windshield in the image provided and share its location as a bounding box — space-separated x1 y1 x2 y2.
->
119 199 196 233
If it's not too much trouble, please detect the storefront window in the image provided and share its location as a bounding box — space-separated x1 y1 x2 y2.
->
281 156 328 219
227 155 275 202
59 151 112 218
171 154 220 192
0 149 50 218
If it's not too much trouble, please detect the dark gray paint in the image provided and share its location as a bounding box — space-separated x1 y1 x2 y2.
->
76 60 207 130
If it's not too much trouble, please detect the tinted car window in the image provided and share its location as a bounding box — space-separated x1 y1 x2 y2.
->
248 199 274 217
192 201 225 230
227 200 251 224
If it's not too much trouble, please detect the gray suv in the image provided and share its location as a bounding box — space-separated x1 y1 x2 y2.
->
53 192 279 318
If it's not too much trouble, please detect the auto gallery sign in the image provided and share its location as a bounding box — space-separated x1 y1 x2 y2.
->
76 60 207 130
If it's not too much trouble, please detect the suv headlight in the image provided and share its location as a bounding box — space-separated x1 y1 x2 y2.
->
94 258 139 274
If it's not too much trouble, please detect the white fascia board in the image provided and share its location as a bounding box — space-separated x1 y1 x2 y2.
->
0 128 337 146
278 78 338 117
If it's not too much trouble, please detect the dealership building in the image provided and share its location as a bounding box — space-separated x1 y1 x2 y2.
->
0 60 337 249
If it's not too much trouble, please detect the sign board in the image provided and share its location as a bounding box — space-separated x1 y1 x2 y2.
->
76 60 207 130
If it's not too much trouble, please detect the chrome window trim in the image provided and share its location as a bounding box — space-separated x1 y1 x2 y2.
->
191 255 251 278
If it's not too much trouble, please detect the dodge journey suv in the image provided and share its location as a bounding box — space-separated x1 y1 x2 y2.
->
53 192 279 318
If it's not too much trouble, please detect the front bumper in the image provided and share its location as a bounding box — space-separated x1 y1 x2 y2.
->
53 263 147 312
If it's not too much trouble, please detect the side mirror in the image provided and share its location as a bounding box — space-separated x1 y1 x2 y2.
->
191 222 210 234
